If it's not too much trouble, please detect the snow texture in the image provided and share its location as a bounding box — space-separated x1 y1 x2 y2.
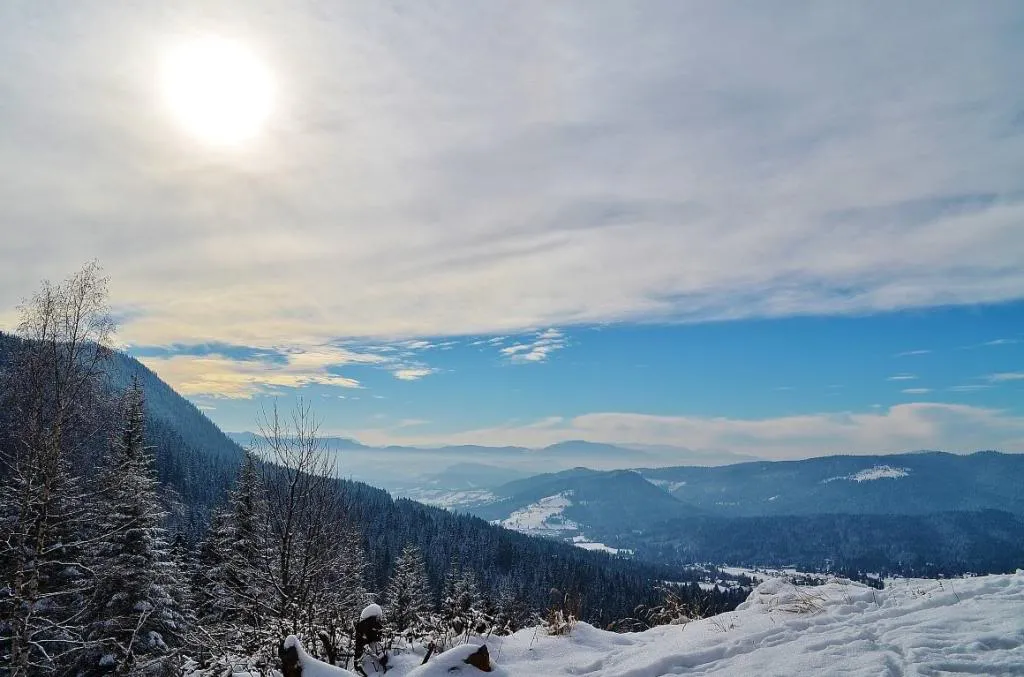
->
822 465 910 483
360 603 383 621
496 493 579 534
404 644 511 677
382 572 1023 676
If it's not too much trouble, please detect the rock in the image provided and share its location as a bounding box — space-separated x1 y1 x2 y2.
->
463 644 492 672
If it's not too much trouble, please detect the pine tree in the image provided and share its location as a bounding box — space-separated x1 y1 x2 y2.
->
439 566 486 646
194 450 269 669
384 544 433 646
315 521 371 665
84 380 189 675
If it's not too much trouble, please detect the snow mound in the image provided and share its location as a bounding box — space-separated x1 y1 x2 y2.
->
281 635 358 677
360 603 383 620
405 643 510 677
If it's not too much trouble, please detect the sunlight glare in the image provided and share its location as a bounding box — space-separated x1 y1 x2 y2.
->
160 37 274 147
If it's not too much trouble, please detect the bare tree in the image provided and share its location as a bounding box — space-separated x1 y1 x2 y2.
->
253 400 349 658
0 261 116 675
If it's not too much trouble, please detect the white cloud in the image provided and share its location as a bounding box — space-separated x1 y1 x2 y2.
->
983 339 1019 347
948 384 992 393
140 350 363 398
887 374 917 381
0 3 1022 351
392 367 437 381
338 403 1024 460
902 388 931 394
987 372 1024 382
896 349 931 357
500 328 567 363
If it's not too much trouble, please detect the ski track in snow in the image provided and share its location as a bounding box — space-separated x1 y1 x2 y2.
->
373 572 1024 677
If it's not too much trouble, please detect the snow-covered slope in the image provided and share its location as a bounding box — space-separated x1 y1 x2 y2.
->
379 572 1024 676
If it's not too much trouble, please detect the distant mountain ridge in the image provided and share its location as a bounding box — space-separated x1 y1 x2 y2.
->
636 450 1024 517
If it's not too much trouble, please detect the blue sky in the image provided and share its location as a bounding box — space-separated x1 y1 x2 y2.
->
1 2 1023 459
130 302 1024 458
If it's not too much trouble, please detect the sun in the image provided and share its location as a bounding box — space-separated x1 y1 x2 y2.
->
160 37 274 147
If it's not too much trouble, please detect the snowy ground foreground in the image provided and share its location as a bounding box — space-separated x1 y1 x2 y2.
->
374 572 1023 677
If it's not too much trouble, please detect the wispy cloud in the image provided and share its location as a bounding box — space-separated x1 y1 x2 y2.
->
948 384 992 393
500 329 568 364
887 374 918 381
987 372 1024 382
140 349 366 398
983 338 1019 347
896 349 931 357
136 341 441 397
901 388 931 394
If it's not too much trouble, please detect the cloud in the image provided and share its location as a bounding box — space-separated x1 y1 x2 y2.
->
988 372 1024 382
902 388 931 394
500 328 568 364
887 374 917 381
1 3 1022 353
392 367 437 381
896 349 931 357
135 341 437 397
339 403 1024 459
140 351 363 398
948 384 992 393
983 338 1019 346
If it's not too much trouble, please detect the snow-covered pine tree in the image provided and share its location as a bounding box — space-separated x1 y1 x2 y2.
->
384 544 433 647
192 450 272 671
315 520 371 665
84 379 189 675
439 566 487 647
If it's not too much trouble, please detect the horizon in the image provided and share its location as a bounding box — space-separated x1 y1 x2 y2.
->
2 2 1023 461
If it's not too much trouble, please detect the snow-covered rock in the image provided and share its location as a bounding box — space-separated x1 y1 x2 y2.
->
404 644 510 677
360 603 383 621
280 636 358 677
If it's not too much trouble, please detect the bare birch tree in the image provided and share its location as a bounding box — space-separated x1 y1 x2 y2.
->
253 400 349 657
0 261 115 675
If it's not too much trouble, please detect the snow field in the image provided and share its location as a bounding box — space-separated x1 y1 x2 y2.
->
282 572 1024 676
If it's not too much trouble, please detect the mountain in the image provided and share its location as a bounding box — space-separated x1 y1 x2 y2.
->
637 451 1024 516
469 452 1024 574
467 467 702 550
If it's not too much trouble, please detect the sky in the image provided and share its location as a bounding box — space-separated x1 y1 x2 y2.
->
1 1 1022 460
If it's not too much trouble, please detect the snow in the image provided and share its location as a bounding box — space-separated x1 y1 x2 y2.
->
404 489 496 509
644 478 687 493
360 603 383 620
571 535 632 555
822 465 910 483
281 635 358 677
404 644 511 677
495 493 579 534
383 572 1024 676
